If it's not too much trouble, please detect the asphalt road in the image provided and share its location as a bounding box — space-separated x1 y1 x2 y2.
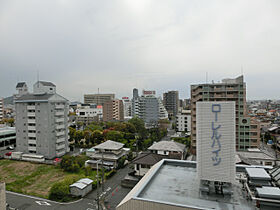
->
6 165 132 210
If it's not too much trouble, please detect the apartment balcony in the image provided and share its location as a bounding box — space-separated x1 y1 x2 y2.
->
27 119 36 124
28 140 36 145
55 105 64 109
56 137 65 144
56 144 65 150
27 105 36 110
27 112 36 117
55 111 64 116
28 133 36 138
28 146 36 151
56 131 65 137
56 124 65 130
55 118 64 123
28 126 36 131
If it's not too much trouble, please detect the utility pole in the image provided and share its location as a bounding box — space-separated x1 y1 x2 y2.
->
96 161 100 210
101 150 105 192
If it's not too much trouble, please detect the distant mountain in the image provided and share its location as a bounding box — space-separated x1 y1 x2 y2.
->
4 96 14 105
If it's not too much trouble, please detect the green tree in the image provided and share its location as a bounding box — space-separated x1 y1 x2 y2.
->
49 181 69 201
128 117 148 139
74 130 84 145
69 127 76 141
105 130 124 142
91 130 104 144
84 130 92 145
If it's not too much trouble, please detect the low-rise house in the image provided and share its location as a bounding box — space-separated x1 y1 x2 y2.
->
133 152 166 176
70 178 93 197
237 148 278 166
85 140 128 169
148 140 186 160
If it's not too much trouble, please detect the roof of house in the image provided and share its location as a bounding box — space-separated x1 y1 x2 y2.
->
132 152 166 166
15 93 53 102
70 182 87 190
16 82 26 88
37 81 56 87
236 154 260 165
148 140 186 152
78 178 93 185
94 140 124 150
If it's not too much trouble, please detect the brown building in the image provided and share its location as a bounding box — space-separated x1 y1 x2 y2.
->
163 91 179 119
84 93 115 105
103 99 124 122
191 75 260 153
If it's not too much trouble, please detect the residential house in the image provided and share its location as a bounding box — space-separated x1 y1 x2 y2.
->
85 140 128 169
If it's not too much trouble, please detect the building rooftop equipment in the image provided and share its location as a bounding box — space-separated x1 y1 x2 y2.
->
246 168 271 180
93 140 124 151
256 186 280 199
148 140 185 152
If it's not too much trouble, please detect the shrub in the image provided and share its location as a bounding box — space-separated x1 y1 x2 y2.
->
49 181 69 201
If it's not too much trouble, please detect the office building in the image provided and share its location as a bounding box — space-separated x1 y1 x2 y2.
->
163 90 179 118
191 75 260 153
176 110 191 133
76 104 102 125
132 90 168 127
15 81 69 159
103 99 124 122
84 93 115 105
0 98 3 121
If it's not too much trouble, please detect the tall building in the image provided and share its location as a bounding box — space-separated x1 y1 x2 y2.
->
0 98 3 121
132 89 168 127
176 110 191 133
163 90 179 118
191 75 260 153
15 81 69 159
84 93 115 105
122 97 132 119
103 99 124 122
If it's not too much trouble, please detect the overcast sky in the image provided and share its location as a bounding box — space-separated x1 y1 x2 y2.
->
0 0 279 101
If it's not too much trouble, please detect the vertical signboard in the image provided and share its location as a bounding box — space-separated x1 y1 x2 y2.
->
197 102 236 183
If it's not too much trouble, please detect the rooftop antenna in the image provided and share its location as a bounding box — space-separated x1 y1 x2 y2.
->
37 70 40 87
206 72 208 84
241 65 244 75
97 88 99 105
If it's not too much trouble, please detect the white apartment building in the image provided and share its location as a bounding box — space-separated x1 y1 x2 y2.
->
76 104 102 123
0 98 3 121
176 110 191 133
132 89 168 127
15 81 69 159
122 97 132 119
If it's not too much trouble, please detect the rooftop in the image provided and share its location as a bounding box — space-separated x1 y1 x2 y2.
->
118 160 253 210
245 168 271 180
148 140 185 152
93 140 124 151
37 81 56 87
0 127 16 136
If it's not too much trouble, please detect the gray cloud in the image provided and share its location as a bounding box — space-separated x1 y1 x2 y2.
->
0 0 280 101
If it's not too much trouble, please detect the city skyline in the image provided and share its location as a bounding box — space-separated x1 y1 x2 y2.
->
1 0 280 101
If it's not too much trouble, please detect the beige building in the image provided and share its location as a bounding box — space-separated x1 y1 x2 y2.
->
191 75 260 153
103 99 124 122
84 93 115 105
